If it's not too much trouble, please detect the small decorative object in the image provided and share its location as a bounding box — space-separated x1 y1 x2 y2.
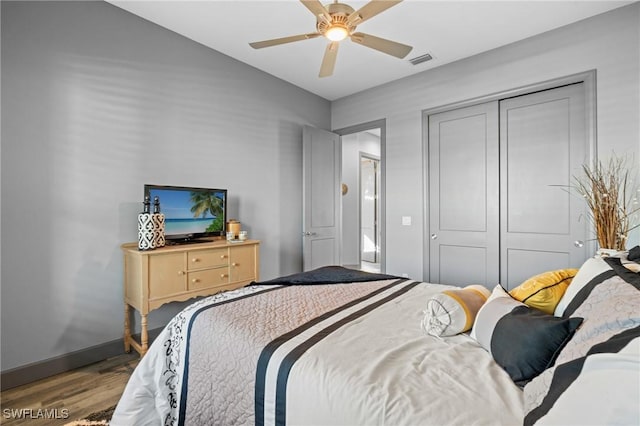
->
152 196 165 248
138 195 156 250
572 153 639 251
226 231 235 242
595 248 623 258
239 230 248 241
226 219 241 239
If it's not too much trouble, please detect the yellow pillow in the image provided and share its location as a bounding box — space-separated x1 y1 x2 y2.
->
509 269 578 315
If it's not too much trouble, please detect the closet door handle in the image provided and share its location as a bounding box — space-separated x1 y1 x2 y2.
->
574 240 584 248
430 234 438 240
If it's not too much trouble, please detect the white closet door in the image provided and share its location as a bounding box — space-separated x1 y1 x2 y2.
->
499 83 588 289
428 102 500 287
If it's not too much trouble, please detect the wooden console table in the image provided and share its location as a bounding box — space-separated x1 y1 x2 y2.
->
121 239 260 356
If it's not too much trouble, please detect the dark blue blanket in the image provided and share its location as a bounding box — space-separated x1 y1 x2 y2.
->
253 265 400 286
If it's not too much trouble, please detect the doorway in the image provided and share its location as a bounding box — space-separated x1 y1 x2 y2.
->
338 125 383 273
360 154 380 271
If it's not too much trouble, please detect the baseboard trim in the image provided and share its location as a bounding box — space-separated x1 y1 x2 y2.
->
1 327 163 391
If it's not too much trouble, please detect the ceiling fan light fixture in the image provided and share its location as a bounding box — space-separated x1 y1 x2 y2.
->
249 0 412 78
325 24 349 41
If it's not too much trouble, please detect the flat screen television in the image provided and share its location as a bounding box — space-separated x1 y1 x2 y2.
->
144 184 227 244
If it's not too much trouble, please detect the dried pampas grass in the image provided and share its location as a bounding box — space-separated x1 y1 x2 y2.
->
573 155 639 250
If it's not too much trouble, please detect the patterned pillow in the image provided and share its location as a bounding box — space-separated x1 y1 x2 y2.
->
510 269 578 315
523 258 640 425
524 335 640 426
471 285 583 386
553 257 612 317
421 285 490 337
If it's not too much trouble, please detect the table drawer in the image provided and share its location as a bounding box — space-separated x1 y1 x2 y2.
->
187 248 229 270
188 267 230 290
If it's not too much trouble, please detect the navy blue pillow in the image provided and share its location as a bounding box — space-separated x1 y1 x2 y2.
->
491 306 583 386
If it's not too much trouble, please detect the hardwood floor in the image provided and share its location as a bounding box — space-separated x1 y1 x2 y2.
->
0 353 139 425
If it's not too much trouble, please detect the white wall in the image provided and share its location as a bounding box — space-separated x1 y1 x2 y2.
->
332 4 640 280
1 1 330 371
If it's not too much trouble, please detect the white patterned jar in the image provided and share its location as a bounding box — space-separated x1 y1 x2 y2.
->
138 196 156 250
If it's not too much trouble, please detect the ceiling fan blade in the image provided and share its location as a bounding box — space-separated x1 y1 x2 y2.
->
350 32 412 59
300 0 331 23
319 41 339 78
249 33 321 49
347 0 403 25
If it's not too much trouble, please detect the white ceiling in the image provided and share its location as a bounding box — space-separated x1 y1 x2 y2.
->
107 0 633 101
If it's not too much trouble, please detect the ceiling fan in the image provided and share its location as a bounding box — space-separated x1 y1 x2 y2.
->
249 0 413 78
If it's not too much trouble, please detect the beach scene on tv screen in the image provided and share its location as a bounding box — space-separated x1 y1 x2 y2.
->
149 188 225 235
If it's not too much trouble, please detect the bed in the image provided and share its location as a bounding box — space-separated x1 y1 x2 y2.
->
111 254 640 426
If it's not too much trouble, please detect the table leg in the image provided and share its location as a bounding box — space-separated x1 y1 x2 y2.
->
124 303 131 353
141 313 148 356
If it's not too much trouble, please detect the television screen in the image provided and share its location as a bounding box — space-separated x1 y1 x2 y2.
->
144 185 227 242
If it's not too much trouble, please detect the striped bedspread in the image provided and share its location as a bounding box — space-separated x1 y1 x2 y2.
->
112 270 523 426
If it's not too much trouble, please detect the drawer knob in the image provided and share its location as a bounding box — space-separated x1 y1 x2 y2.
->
220 255 227 259
177 271 185 276
192 278 199 283
232 262 238 267
192 258 199 263
220 273 228 278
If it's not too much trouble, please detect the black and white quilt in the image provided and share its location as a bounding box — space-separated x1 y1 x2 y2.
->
111 267 524 426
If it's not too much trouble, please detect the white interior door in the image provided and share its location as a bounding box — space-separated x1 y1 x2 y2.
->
303 125 341 271
499 83 588 288
428 102 500 287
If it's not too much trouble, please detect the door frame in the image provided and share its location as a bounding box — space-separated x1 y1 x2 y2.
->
421 70 597 281
359 152 381 265
334 119 387 272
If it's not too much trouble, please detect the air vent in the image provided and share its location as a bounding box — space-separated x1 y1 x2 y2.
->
409 53 433 65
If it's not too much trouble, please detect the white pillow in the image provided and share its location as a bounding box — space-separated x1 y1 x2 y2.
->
470 285 520 342
422 285 490 337
553 256 612 317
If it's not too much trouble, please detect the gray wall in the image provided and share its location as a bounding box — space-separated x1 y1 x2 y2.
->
1 1 330 371
332 3 640 280
2 1 639 375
